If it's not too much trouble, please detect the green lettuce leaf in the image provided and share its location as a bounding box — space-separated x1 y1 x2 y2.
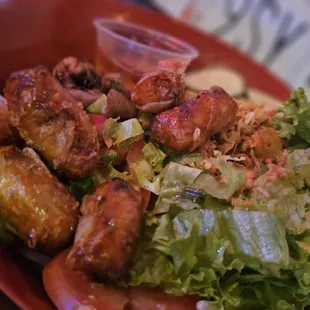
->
142 142 167 173
169 153 204 168
158 162 202 197
126 143 167 195
125 208 291 308
153 162 203 213
286 148 310 188
86 94 107 114
137 111 153 129
128 150 203 197
273 88 310 144
247 156 310 235
99 148 121 166
92 165 132 185
102 118 143 148
121 147 310 310
194 156 246 200
129 158 162 194
152 157 245 213
254 194 310 235
287 136 310 151
113 118 144 145
101 118 119 148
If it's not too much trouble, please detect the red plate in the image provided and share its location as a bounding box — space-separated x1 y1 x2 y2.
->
0 0 291 309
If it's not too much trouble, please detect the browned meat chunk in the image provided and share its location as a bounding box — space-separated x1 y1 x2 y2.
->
4 66 99 179
67 179 143 280
149 86 238 152
0 96 13 145
53 56 104 107
131 71 184 113
53 56 101 90
0 146 78 252
105 89 137 119
131 60 188 113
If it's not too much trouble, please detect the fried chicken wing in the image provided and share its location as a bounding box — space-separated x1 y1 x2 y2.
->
53 56 101 90
53 56 103 107
0 146 78 252
131 60 187 113
149 105 208 152
150 86 238 152
4 66 100 179
67 179 143 280
0 96 13 145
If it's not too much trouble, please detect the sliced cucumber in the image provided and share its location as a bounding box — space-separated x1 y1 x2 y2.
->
185 66 246 97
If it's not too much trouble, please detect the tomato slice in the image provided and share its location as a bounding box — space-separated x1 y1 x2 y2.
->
43 250 129 310
127 287 199 310
88 114 107 132
43 250 199 310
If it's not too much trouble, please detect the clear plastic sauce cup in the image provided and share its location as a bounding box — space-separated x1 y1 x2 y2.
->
93 17 199 83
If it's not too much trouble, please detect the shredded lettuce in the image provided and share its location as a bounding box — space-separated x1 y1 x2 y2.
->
99 148 121 166
126 142 167 195
137 111 153 129
112 89 310 309
120 141 310 308
113 118 144 145
286 148 310 188
86 94 107 114
273 88 310 145
142 142 167 173
92 165 131 185
153 162 203 213
102 118 143 148
101 118 119 148
254 193 310 235
128 147 204 197
129 158 162 194
245 150 310 235
170 153 204 168
194 156 246 200
123 207 304 309
150 157 246 213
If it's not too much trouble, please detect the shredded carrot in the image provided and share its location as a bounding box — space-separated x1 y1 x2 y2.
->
278 149 288 167
256 186 270 198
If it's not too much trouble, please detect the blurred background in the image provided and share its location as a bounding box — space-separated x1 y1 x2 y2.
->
126 0 310 94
